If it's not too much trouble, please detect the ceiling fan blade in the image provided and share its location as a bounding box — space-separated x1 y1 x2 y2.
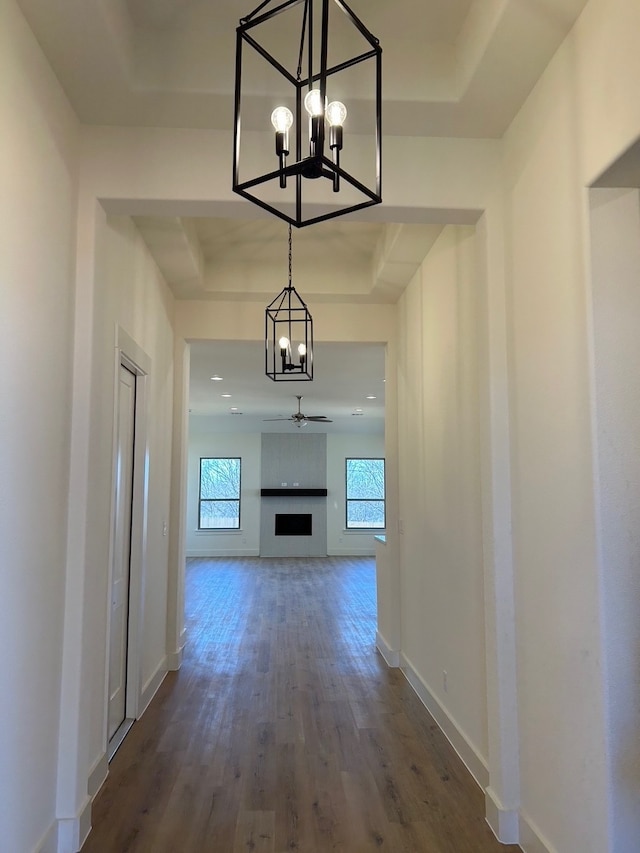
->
263 396 333 424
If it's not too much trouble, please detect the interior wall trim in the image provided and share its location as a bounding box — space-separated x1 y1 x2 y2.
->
138 662 167 718
518 812 557 853
53 794 92 853
399 651 489 789
165 648 183 672
485 787 520 845
33 819 58 853
375 630 400 667
166 627 188 672
87 752 108 798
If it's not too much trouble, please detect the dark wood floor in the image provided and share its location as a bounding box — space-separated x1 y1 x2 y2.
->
82 556 519 852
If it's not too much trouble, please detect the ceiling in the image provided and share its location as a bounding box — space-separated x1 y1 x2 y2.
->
18 0 589 137
136 215 434 432
189 340 386 433
17 0 590 432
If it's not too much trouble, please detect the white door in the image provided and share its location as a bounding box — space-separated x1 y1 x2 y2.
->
108 364 136 743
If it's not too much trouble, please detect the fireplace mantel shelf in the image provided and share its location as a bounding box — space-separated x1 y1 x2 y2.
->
260 488 328 497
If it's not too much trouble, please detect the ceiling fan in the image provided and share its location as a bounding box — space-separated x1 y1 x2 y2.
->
263 395 333 428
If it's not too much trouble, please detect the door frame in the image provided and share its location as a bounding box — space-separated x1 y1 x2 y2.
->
104 325 151 758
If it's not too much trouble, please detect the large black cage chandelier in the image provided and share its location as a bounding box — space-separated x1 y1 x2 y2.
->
265 224 313 381
233 0 382 228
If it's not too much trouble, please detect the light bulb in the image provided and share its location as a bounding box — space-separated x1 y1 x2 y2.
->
326 101 347 127
271 106 294 133
297 343 306 356
304 89 325 117
279 336 290 350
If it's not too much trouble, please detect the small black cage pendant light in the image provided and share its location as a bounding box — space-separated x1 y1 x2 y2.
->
265 225 313 381
233 0 382 228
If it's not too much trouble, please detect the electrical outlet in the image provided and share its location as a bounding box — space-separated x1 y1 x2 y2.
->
443 670 448 693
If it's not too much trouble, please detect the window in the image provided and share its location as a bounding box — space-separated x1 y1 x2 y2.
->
345 458 385 529
199 457 241 529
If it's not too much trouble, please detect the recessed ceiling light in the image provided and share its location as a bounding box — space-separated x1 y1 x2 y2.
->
366 395 376 400
221 393 232 398
210 375 223 381
230 407 238 411
354 408 363 413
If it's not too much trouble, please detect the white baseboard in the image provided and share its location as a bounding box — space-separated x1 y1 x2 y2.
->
485 787 520 844
87 752 108 797
327 549 376 557
57 670 169 853
186 548 260 557
166 627 186 671
375 630 400 667
35 819 58 853
166 646 183 671
77 794 93 849
519 812 557 853
400 652 489 790
139 660 168 716
48 795 92 853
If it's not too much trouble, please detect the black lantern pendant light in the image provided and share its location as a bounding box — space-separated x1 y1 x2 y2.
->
265 225 313 381
233 0 382 228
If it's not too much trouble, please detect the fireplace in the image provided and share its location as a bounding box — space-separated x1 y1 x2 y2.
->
260 498 326 557
260 434 327 556
275 513 312 536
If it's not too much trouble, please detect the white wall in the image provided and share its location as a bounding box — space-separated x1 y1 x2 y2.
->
396 225 489 779
0 2 79 851
7 0 640 846
500 0 640 847
186 426 261 556
82 214 175 800
326 433 385 555
589 187 640 853
185 425 384 557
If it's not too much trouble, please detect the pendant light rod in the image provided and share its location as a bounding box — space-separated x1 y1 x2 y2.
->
265 224 313 381
297 0 308 81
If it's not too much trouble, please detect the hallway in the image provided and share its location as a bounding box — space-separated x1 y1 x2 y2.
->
82 557 518 852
